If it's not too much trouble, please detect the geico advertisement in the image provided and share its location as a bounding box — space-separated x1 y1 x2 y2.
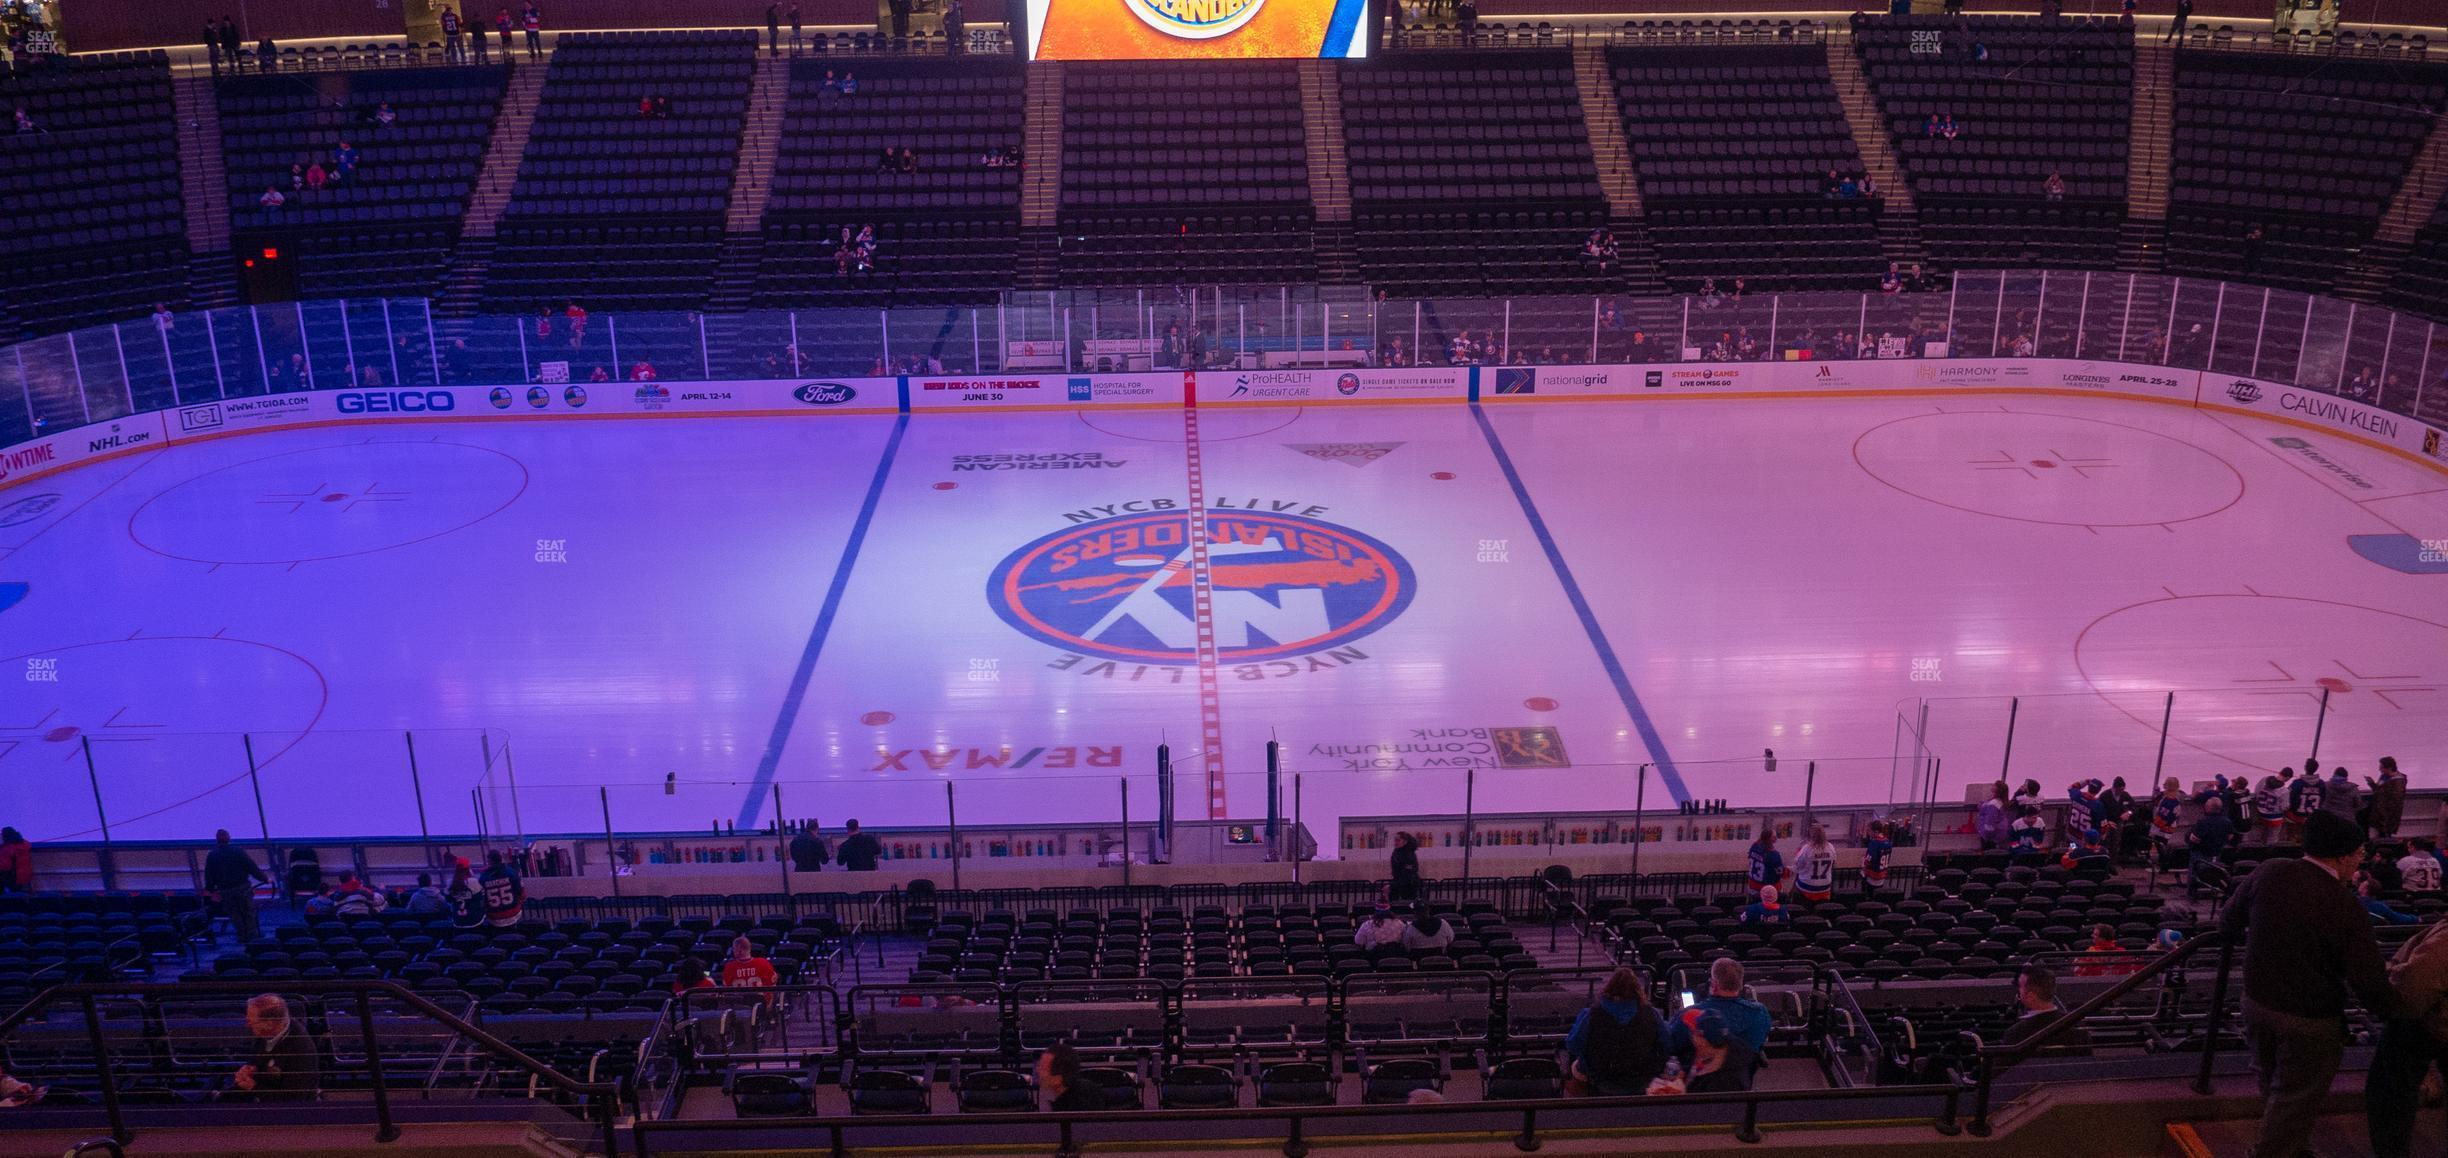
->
1026 0 1367 60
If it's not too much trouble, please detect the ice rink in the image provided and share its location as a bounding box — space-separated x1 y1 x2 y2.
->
3 391 2445 848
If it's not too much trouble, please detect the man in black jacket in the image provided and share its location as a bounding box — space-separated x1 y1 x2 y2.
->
2219 810 2400 1158
788 822 830 873
836 820 882 872
202 829 269 942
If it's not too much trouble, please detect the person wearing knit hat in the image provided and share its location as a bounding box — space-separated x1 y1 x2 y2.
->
2220 808 2400 1158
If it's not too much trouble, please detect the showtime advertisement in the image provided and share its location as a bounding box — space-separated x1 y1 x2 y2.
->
0 411 168 487
1025 0 1368 60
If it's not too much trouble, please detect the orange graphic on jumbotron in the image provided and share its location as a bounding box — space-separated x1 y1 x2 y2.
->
1029 0 1362 59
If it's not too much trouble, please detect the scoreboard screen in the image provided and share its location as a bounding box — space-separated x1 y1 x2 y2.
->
1025 0 1368 59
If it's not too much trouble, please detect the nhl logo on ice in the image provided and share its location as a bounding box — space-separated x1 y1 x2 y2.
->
987 510 1415 664
2227 380 2263 405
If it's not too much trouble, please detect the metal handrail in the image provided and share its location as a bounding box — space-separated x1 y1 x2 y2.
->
1958 928 2226 1135
632 1078 1965 1156
0 978 625 1154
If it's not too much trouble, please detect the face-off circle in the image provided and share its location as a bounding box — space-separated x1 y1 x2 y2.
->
0 635 329 839
129 442 529 564
2075 593 2448 772
1852 410 2244 527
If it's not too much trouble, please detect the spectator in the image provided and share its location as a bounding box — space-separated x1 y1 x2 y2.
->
1400 908 1456 953
672 956 715 997
444 858 482 927
2368 757 2407 839
2193 798 2232 891
1858 172 1879 200
10 104 35 134
1859 820 1892 895
203 829 269 941
943 0 965 51
496 8 514 58
1820 168 1841 198
837 820 882 871
2401 838 2444 892
789 3 803 52
2361 879 2419 926
521 3 543 60
789 822 830 871
1791 824 1836 902
257 36 278 71
232 995 320 1101
2009 805 2050 862
478 848 525 926
305 161 327 191
2012 778 2044 809
653 95 671 118
2043 169 2065 201
822 69 843 95
2322 765 2361 826
0 827 28 893
889 0 912 39
840 71 859 96
1744 830 1784 893
1923 112 1943 138
1679 1010 1759 1093
324 870 386 917
877 146 898 173
471 13 489 62
287 162 304 191
565 300 588 344
205 20 223 74
374 102 397 128
441 5 463 62
0 1064 45 1107
629 361 658 381
1039 1043 1098 1111
2245 774 2286 845
335 141 358 175
639 94 658 118
1976 781 2010 849
2372 915 2448 1158
1739 885 1790 925
586 364 610 384
402 872 449 914
1565 968 1666 1096
1355 905 1405 951
2075 925 2139 977
1389 831 1421 903
2000 965 2088 1050
2062 828 2113 875
899 147 918 173
721 934 779 988
765 2 780 55
2221 810 2401 1158
259 185 287 210
2165 0 2192 41
1667 958 1772 1067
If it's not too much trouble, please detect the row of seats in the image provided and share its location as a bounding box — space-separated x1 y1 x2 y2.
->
0 53 192 338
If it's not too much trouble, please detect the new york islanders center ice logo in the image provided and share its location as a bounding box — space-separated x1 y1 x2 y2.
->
988 510 1414 664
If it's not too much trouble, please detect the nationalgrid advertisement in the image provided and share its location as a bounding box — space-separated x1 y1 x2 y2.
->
1025 0 1368 59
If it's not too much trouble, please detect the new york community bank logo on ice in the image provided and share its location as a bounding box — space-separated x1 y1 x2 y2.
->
986 502 1416 675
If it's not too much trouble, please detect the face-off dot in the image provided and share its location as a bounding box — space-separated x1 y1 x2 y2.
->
1524 697 1559 712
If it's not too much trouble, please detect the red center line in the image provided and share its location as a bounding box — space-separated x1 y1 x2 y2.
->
1181 376 1228 819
